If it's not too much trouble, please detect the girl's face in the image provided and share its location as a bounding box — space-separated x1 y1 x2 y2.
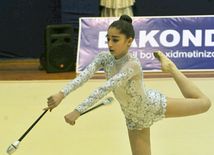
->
107 27 133 59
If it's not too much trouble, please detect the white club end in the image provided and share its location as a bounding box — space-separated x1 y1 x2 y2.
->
7 141 20 154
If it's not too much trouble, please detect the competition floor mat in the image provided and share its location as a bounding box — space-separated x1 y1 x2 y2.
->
1 78 214 155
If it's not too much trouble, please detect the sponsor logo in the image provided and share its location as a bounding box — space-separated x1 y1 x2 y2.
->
98 30 214 48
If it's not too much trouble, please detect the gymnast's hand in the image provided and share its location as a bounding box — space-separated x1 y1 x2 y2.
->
64 110 80 126
43 91 65 112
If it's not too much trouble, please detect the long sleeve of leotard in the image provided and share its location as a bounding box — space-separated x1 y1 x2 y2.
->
75 61 141 114
61 53 105 97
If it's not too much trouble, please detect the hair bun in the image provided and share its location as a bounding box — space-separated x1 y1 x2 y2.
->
119 14 132 24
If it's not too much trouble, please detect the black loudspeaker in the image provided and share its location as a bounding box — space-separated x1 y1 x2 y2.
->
46 24 75 73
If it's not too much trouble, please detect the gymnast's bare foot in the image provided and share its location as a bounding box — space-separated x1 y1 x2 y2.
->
153 51 176 72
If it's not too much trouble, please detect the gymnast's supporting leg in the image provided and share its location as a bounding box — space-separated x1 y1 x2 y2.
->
154 51 211 117
128 128 151 155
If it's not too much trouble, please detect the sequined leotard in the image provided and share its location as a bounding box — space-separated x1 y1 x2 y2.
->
61 51 167 130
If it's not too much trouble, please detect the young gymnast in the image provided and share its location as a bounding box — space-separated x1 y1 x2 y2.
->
44 15 211 155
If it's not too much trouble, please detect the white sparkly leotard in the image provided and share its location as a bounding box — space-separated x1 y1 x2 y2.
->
61 51 167 130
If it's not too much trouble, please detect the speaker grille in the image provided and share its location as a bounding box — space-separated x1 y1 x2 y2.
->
48 44 73 70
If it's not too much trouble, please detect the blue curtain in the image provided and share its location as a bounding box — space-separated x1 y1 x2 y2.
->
0 0 61 59
61 0 100 61
134 0 214 16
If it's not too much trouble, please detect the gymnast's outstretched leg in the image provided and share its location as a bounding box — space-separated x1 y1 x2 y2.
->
154 50 211 117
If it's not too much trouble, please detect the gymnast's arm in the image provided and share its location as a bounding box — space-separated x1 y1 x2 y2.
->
75 62 140 114
43 52 106 112
64 61 141 125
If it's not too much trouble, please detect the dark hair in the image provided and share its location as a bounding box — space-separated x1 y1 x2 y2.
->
108 15 135 39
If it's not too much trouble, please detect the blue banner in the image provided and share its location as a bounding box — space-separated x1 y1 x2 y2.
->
77 16 214 72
